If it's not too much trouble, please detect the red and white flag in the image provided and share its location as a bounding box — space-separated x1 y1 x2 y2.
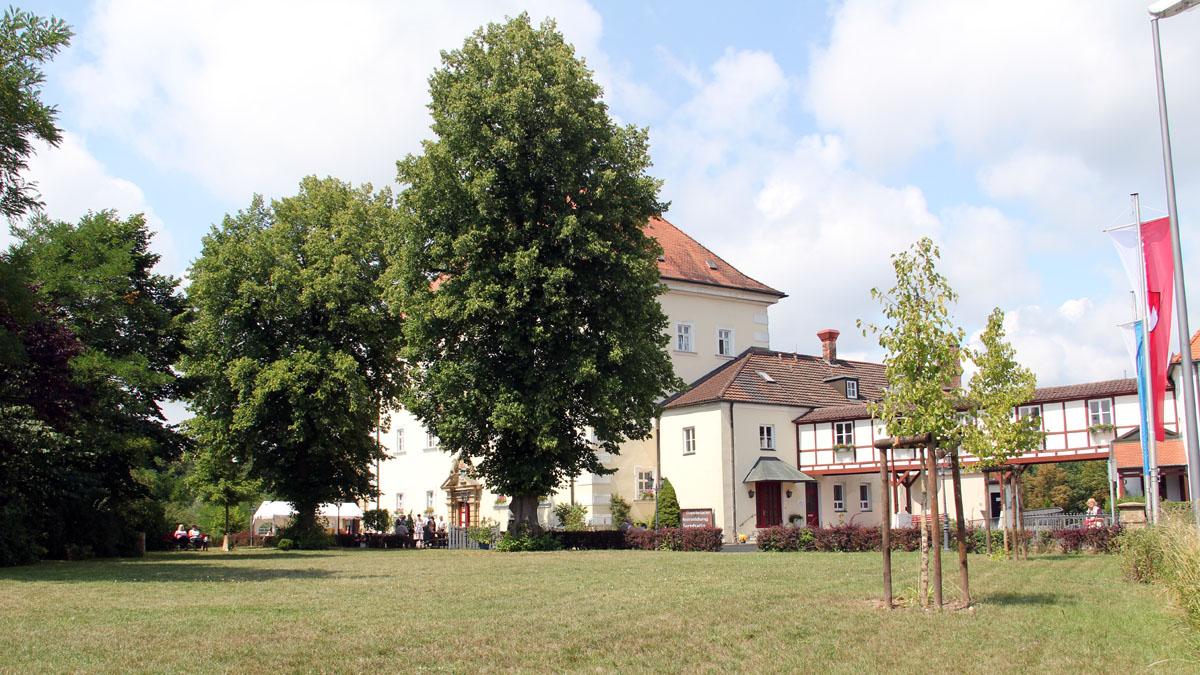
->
1141 217 1173 442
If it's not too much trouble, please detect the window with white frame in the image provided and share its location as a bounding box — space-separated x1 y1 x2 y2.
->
859 483 871 511
395 493 404 511
833 483 846 511
395 428 405 455
1017 405 1042 426
759 424 775 451
834 421 854 447
425 431 438 451
1088 399 1113 427
682 426 696 455
846 379 858 400
717 328 734 356
636 468 656 499
676 323 694 352
425 491 434 509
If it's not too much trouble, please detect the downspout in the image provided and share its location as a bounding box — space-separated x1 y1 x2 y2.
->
654 415 661 529
729 401 737 542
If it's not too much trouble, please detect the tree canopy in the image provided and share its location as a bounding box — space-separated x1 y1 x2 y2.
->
183 177 404 535
391 15 681 529
0 7 72 219
961 307 1043 467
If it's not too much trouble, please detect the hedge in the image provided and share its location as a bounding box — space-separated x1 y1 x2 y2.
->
756 524 1046 554
625 527 723 552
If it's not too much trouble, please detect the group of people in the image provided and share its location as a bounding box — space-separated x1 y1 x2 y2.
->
393 513 448 548
172 524 207 550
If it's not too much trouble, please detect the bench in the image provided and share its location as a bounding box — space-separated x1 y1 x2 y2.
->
163 533 210 551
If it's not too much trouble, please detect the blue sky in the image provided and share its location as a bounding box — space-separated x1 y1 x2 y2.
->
14 1 1200 396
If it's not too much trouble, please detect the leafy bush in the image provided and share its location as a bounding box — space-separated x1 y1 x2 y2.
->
657 478 680 528
555 530 627 550
551 502 589 531
755 524 1023 554
1052 525 1122 554
609 493 631 530
467 518 499 545
362 508 394 534
277 538 295 551
624 528 722 552
495 528 560 552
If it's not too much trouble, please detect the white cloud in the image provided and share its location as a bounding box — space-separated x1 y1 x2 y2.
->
14 132 181 278
63 0 609 203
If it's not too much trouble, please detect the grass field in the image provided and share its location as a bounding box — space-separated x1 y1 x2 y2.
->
0 548 1196 673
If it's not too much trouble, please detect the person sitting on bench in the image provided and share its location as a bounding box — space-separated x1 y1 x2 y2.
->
188 525 204 550
174 524 188 548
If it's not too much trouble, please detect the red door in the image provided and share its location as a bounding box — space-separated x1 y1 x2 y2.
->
805 482 819 528
458 502 470 527
755 482 782 528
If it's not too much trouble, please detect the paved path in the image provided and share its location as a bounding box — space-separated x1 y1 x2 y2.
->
719 544 758 553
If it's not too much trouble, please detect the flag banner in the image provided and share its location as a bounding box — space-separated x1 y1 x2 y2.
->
1109 225 1144 311
1142 216 1173 442
1120 320 1153 477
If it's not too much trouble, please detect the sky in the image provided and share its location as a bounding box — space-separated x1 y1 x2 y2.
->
12 1 1200 410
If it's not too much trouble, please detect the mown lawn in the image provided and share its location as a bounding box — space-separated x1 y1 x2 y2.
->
0 548 1196 673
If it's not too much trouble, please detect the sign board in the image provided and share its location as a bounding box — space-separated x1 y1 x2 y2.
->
680 508 714 529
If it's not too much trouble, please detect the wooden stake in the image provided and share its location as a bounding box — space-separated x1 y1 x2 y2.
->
983 468 992 556
918 447 929 608
880 443 892 607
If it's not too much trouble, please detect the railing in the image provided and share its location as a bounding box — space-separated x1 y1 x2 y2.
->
1022 512 1113 531
447 525 500 550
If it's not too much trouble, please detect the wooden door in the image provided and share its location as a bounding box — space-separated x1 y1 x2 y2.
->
805 482 820 528
458 502 470 527
756 482 782 528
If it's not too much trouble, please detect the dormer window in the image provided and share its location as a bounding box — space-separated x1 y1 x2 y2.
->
705 260 718 270
846 380 858 400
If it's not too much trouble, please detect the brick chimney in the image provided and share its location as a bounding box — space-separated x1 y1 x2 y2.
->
817 329 839 363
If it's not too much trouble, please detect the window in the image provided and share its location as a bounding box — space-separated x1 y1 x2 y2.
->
717 328 734 356
845 380 858 400
1016 404 1041 422
833 484 846 511
682 426 696 455
1088 399 1113 427
859 484 871 511
425 491 434 509
834 421 854 447
395 428 405 455
759 425 775 451
395 493 404 511
636 468 656 499
676 323 693 352
425 431 438 451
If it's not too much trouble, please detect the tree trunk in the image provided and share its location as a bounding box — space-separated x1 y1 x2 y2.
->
926 440 943 609
1014 468 1027 561
919 448 929 609
509 495 542 535
223 503 231 551
950 449 969 608
984 469 993 556
880 444 892 608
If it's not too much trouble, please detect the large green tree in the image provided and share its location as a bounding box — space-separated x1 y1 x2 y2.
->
0 6 71 219
391 15 681 533
5 210 189 559
183 177 403 540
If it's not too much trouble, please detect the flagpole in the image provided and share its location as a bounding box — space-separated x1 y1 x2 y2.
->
1151 12 1200 528
1134 194 1161 523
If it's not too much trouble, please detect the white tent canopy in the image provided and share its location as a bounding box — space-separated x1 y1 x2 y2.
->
252 501 364 520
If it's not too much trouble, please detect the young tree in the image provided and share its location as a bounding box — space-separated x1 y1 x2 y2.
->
657 477 680 528
186 444 261 548
184 178 404 543
391 16 682 533
861 237 964 609
962 307 1042 560
0 7 72 219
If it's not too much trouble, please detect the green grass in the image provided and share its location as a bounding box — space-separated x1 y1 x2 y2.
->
0 549 1196 673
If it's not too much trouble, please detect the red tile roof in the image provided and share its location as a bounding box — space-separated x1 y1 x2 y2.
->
662 347 886 410
1114 438 1187 469
1026 379 1140 405
646 217 785 297
1170 329 1200 364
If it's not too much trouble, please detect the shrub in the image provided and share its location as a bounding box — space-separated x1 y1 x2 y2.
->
609 493 631 530
277 538 295 551
361 508 393 534
495 527 560 552
555 530 627 550
624 527 722 552
657 479 680 528
1051 525 1122 554
551 502 589 531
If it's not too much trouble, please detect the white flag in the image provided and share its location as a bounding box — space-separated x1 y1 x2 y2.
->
1108 225 1144 313
1118 320 1140 374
